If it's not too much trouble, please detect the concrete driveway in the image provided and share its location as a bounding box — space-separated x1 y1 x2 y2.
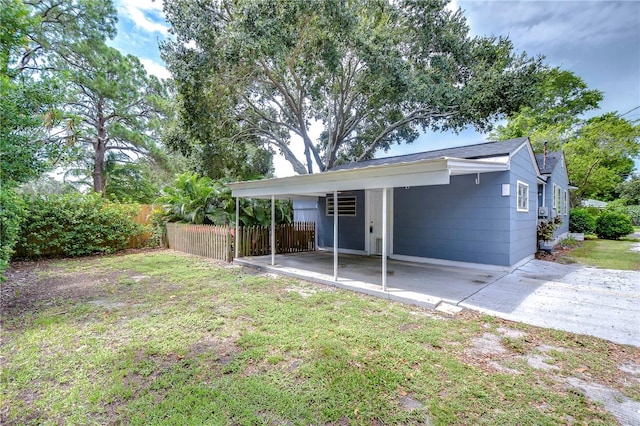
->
460 260 640 347
236 253 640 347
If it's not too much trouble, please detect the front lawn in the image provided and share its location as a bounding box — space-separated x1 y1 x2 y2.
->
563 239 640 270
1 251 638 424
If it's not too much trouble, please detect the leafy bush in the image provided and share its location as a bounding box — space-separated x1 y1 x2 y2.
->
156 172 292 226
156 172 232 225
624 205 640 226
604 200 640 226
0 188 26 277
537 215 562 244
557 236 580 248
16 193 145 258
569 208 596 234
595 211 634 240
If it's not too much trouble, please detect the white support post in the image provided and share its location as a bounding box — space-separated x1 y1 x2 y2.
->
333 191 338 281
235 197 239 259
271 195 275 266
382 187 388 291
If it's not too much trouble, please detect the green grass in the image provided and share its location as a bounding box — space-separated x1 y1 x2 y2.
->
564 239 640 270
1 251 637 425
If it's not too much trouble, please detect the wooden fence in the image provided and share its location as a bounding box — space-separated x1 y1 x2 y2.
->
166 222 233 262
236 222 315 257
126 204 154 249
164 222 315 262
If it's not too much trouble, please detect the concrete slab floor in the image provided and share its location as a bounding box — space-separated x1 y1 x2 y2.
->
235 251 506 308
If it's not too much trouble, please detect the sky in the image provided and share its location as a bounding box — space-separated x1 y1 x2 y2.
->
110 0 640 176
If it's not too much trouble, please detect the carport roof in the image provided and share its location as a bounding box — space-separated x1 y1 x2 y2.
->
228 138 529 199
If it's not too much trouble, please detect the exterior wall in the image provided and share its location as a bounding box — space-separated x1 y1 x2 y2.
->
292 200 318 223
508 147 540 265
547 159 570 237
393 172 513 266
317 190 365 251
539 157 570 240
393 147 540 267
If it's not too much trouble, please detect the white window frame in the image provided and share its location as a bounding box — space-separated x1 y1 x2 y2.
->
326 195 357 217
563 190 568 215
517 180 529 212
553 184 561 212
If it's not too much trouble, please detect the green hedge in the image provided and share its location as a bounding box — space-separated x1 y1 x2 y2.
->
16 193 145 258
0 188 26 277
604 201 640 226
595 211 634 240
569 208 596 234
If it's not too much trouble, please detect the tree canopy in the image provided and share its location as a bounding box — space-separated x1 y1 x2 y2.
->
492 68 639 201
162 0 543 174
1 0 117 187
563 114 640 200
61 41 168 192
490 68 603 151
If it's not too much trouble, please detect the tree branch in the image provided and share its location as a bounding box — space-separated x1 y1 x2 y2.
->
355 109 456 162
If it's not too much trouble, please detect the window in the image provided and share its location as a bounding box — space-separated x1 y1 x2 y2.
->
563 190 568 215
553 184 561 213
517 181 529 212
326 195 357 216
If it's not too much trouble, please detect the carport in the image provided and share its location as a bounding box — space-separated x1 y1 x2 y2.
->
227 155 509 292
233 251 507 309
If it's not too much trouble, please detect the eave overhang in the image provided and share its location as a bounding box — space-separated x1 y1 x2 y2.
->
229 156 510 199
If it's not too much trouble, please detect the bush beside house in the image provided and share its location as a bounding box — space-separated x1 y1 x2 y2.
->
595 211 634 240
569 208 596 234
15 193 146 258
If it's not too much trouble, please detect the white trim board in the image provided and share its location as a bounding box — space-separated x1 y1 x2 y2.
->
317 247 368 256
390 254 514 273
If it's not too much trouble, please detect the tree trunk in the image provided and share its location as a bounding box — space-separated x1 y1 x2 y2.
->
93 143 106 193
93 115 107 193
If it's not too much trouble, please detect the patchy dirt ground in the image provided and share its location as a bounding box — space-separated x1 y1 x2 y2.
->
456 318 640 425
2 251 640 425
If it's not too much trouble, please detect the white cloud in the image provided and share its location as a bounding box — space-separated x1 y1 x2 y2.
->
139 58 171 80
118 0 169 35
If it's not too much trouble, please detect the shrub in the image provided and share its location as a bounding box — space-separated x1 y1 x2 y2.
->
156 172 293 226
595 211 634 240
604 201 640 226
0 188 26 278
624 205 640 226
557 235 580 248
15 193 145 258
537 215 562 244
569 208 596 234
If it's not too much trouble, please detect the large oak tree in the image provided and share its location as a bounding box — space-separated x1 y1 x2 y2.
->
162 0 543 174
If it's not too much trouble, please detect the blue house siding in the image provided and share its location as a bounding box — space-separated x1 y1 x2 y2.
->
317 190 365 251
393 172 512 266
508 147 539 265
547 160 570 237
292 200 318 223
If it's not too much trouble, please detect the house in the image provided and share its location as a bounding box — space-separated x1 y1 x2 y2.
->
535 150 571 243
581 199 608 209
228 137 571 284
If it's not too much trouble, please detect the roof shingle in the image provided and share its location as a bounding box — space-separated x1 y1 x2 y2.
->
330 137 530 171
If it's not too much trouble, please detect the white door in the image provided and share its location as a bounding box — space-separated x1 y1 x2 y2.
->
366 189 393 254
368 189 384 254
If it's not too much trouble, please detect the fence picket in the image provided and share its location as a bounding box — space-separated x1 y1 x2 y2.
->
165 222 315 261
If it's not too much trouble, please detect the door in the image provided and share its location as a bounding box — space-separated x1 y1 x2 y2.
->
369 190 382 254
367 189 392 255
